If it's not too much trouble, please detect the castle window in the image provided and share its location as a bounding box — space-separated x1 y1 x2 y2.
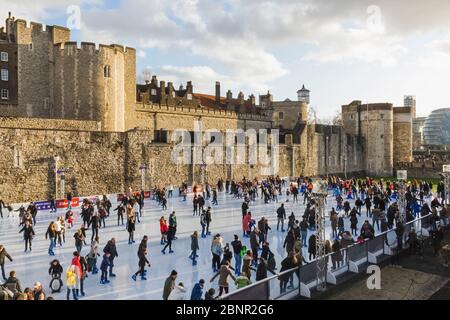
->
187 93 193 100
151 89 157 96
104 66 111 78
262 102 266 108
350 115 354 120
0 69 8 81
279 112 284 120
0 89 8 100
29 43 33 51
44 97 49 109
380 114 384 119
0 52 8 62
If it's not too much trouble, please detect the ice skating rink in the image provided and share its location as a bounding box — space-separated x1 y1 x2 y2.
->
0 188 408 300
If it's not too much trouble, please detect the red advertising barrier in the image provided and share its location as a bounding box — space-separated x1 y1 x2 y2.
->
56 197 79 209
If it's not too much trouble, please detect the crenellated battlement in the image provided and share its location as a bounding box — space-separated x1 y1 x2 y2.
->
54 41 136 56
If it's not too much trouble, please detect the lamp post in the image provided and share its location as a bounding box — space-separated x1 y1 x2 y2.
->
311 180 328 292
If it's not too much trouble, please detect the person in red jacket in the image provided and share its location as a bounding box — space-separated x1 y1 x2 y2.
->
242 212 252 238
160 216 168 245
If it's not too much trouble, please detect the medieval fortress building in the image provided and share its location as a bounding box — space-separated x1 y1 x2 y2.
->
0 15 413 203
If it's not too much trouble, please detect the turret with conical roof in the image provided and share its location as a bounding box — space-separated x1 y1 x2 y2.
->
297 84 310 104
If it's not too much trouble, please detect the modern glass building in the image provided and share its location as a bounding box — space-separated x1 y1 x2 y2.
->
422 108 450 147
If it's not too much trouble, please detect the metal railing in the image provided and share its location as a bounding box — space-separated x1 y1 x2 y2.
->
220 213 436 300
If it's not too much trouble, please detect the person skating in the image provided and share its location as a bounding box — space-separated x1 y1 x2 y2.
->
200 210 207 238
190 279 205 300
235 270 252 289
210 261 236 296
73 228 85 254
0 245 13 281
276 203 286 232
161 226 175 254
19 221 35 252
231 235 243 276
190 231 199 266
250 228 260 267
87 237 100 274
169 211 178 240
66 265 78 300
45 221 57 256
211 234 223 272
48 259 63 294
132 248 151 281
103 238 118 277
88 212 100 242
127 211 136 244
168 282 187 300
113 203 125 226
163 270 178 300
205 207 212 236
99 252 111 284
160 216 168 244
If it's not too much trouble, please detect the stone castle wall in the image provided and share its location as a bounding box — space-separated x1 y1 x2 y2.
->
52 42 136 132
393 108 413 163
0 122 365 203
0 117 100 131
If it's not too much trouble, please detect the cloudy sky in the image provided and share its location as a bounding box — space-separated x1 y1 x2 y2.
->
2 0 450 119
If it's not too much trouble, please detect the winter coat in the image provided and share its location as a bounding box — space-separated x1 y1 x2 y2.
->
0 247 12 265
211 239 223 256
19 225 35 240
191 235 199 251
211 265 236 287
163 276 175 300
256 261 268 281
3 276 22 293
243 215 252 232
66 267 78 289
168 285 187 300
231 240 243 255
235 275 251 289
249 232 259 249
103 241 118 260
100 255 111 271
279 257 296 282
190 283 203 300
88 241 99 259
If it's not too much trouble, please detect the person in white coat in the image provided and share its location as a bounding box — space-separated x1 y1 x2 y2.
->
168 282 187 300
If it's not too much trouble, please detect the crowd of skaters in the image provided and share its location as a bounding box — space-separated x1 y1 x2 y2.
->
1 175 450 300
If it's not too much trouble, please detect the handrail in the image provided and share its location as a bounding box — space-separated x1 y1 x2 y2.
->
219 213 434 300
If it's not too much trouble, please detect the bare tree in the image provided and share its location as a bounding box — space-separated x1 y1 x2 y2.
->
138 67 153 84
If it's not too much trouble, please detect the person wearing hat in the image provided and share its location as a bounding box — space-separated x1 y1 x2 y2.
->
33 282 46 300
163 270 178 300
168 282 187 300
190 279 205 300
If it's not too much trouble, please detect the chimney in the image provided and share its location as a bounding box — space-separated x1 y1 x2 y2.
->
238 92 245 103
215 82 221 107
250 94 256 106
187 81 193 93
226 90 232 101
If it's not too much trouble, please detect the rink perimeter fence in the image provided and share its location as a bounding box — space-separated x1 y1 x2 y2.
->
220 213 439 300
